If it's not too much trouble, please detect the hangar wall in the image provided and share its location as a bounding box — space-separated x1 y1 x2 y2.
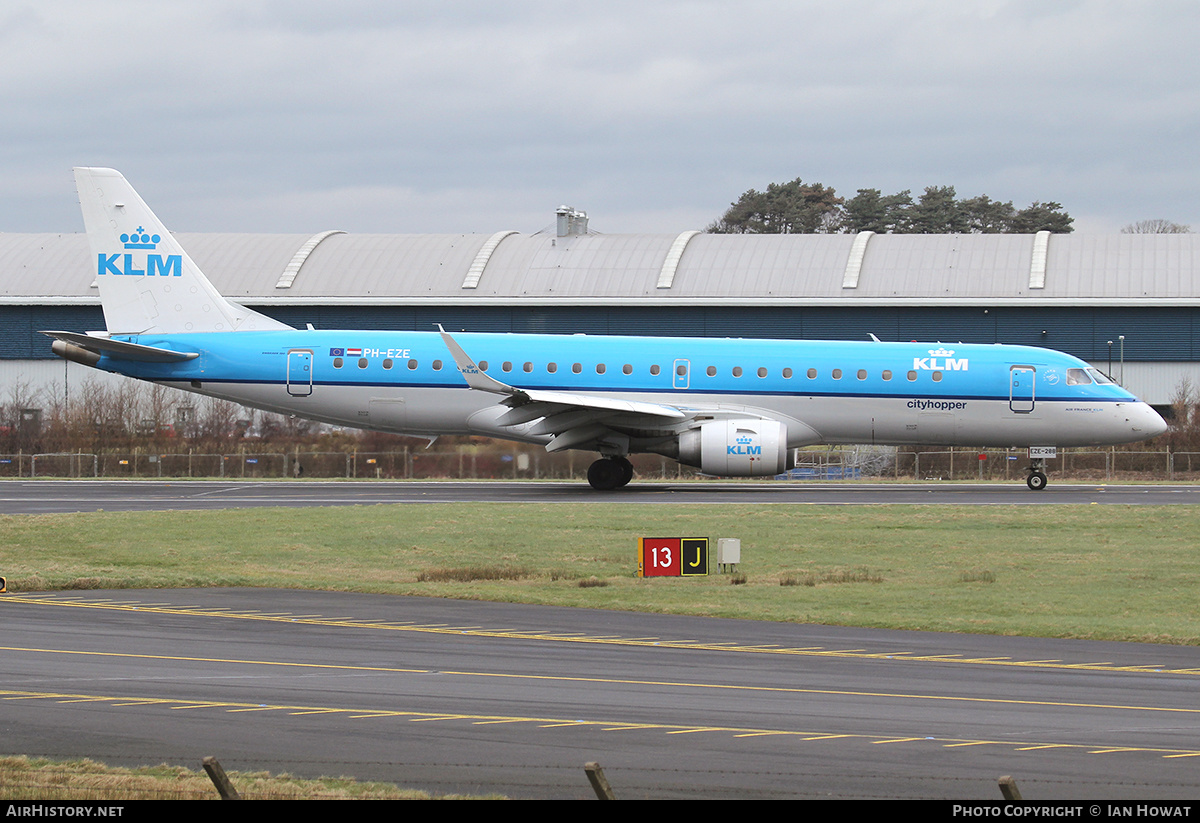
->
2 229 1199 409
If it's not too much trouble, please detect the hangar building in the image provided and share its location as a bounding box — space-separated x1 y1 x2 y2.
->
2 218 1199 410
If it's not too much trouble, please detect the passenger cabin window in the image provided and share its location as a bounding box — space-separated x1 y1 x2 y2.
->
832 369 842 379
502 361 512 372
333 357 343 369
907 370 917 381
383 359 393 369
882 370 892 380
572 363 582 374
433 360 443 370
478 360 488 371
1067 368 1093 385
524 362 533 373
622 364 632 375
358 358 368 369
547 363 557 373
856 369 867 380
757 367 767 378
732 366 743 377
932 371 942 382
650 364 661 375
408 359 418 370
807 368 817 379
707 366 717 377
782 368 793 378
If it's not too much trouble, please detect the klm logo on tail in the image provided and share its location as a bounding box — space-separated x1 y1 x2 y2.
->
96 226 181 277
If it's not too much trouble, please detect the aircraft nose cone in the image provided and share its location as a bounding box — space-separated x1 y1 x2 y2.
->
1136 403 1169 439
1147 406 1169 438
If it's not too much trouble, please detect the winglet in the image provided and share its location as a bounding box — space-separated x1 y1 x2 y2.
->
437 325 516 395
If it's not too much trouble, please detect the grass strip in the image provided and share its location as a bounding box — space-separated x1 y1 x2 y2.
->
2 503 1198 643
0 756 492 800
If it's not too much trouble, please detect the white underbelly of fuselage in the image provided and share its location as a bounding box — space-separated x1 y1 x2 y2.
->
161 379 1153 450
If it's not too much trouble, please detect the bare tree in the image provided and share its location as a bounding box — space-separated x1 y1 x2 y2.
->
1121 219 1191 234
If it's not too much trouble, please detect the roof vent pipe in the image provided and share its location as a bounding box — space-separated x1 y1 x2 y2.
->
556 205 588 237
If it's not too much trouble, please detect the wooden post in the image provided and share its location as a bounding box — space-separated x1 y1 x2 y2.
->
998 775 1022 801
202 756 241 800
584 761 615 800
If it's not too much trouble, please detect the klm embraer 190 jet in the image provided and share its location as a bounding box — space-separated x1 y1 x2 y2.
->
46 168 1168 490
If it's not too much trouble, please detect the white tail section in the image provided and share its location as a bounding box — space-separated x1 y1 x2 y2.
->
73 167 291 334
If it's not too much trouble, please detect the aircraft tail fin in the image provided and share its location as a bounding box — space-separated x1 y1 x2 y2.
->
73 167 291 335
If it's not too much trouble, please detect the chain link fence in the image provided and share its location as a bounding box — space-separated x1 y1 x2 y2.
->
2 447 1197 482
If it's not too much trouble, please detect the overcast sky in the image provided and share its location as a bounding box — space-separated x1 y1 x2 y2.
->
3 0 1197 236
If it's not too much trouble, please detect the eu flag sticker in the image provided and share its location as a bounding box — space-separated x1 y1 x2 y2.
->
329 348 345 357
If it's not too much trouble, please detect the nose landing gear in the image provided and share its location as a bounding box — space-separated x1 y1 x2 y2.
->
1026 457 1048 491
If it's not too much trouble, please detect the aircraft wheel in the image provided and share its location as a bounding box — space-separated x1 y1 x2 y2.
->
1026 471 1048 491
587 458 625 491
615 456 634 487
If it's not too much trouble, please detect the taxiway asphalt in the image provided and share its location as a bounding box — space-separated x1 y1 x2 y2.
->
2 588 1199 799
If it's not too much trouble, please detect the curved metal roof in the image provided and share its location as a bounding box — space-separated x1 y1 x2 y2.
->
2 229 1199 307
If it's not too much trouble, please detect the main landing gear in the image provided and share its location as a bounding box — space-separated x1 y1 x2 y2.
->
1026 458 1048 491
587 456 634 491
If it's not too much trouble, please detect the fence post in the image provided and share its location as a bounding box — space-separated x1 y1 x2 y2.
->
584 761 615 800
998 775 1022 801
201 756 241 800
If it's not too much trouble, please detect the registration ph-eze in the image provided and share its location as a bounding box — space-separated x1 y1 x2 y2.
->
360 348 412 359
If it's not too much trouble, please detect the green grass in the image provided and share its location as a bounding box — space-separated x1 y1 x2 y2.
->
0 756 491 800
3 503 1200 643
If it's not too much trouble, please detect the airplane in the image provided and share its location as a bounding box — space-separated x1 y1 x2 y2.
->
46 167 1168 491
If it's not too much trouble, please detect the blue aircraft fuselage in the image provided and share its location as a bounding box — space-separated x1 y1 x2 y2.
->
92 329 1163 451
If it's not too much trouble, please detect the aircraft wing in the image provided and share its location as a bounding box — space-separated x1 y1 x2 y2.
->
439 326 689 452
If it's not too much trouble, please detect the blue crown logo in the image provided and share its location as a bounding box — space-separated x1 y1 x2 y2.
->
121 226 161 250
929 347 955 357
736 435 753 444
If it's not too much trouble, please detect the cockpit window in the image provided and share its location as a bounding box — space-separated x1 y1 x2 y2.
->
1066 368 1092 385
1086 368 1116 385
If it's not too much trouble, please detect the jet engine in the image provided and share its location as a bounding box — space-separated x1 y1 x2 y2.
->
675 419 792 477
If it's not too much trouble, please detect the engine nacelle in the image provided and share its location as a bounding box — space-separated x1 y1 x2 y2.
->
676 419 792 477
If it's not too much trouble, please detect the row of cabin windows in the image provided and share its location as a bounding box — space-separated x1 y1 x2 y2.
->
333 357 441 371
330 357 943 382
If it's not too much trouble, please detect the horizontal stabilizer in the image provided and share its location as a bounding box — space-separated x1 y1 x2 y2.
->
42 331 199 362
